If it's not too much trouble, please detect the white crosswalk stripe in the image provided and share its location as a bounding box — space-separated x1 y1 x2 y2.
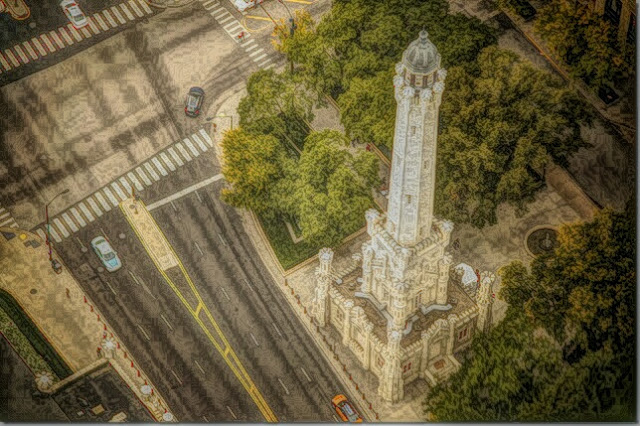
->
249 48 265 57
67 24 83 42
245 43 259 52
53 218 70 237
191 134 208 152
70 207 87 227
80 27 92 39
49 31 65 49
127 171 144 191
62 212 79 232
202 0 217 9
264 63 275 70
199 129 214 147
160 152 176 171
152 157 168 176
136 166 152 186
78 202 95 222
119 177 133 197
168 147 184 166
49 225 62 242
138 0 153 14
87 197 103 217
224 21 240 31
111 182 127 201
258 58 272 68
120 3 135 21
144 162 160 181
95 192 112 211
40 34 56 53
103 187 119 207
59 28 74 46
128 0 144 17
210 7 227 16
176 142 192 162
93 13 110 31
103 10 118 28
111 6 127 24
218 15 234 25
183 138 200 157
31 38 47 56
36 228 47 241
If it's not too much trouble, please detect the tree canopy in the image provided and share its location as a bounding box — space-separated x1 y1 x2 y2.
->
434 46 592 228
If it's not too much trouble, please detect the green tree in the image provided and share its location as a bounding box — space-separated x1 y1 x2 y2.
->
220 128 287 216
534 0 634 89
434 46 592 227
285 130 379 247
237 69 315 150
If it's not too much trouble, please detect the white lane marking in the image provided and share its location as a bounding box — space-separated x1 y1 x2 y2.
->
0 217 14 227
40 34 55 53
135 166 152 186
333 415 339 422
195 190 202 203
67 24 83 42
159 152 176 171
59 27 74 46
36 229 47 241
93 13 109 31
4 50 19 67
273 322 283 338
106 281 118 295
160 313 174 331
49 31 65 49
128 0 144 17
244 43 259 52
87 197 103 217
277 378 290 395
110 6 127 24
144 162 160 181
217 15 234 24
226 406 237 420
191 134 208 152
224 21 240 31
80 27 92 39
183 138 200 157
202 415 209 423
49 225 62 242
250 332 259 347
119 176 133 196
111 182 127 201
218 234 227 246
62 212 79 232
170 201 178 212
195 360 206 375
127 172 144 192
120 3 135 21
300 367 312 382
103 9 118 28
152 157 168 176
243 279 254 291
94 192 112 211
221 287 230 301
264 63 275 70
194 241 203 256
70 208 88 228
0 52 11 71
146 174 224 211
138 0 153 14
22 41 38 60
252 53 268 63
50 220 69 238
249 48 265 58
102 187 119 207
176 142 192 162
78 202 95 222
13 45 29 63
167 147 184 166
199 129 214 147
31 38 47 56
137 324 151 341
87 17 101 35
171 369 183 386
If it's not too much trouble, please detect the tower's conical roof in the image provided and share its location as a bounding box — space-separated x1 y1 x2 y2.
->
401 30 440 75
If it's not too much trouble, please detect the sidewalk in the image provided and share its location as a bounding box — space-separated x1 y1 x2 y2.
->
0 226 174 422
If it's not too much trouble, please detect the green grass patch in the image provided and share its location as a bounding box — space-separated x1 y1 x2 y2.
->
257 213 321 270
0 290 73 379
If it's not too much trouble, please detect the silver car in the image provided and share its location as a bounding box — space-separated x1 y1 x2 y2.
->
60 0 88 29
91 237 122 272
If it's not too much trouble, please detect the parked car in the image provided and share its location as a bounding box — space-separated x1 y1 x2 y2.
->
90 237 122 272
184 87 205 117
60 0 88 29
332 395 363 423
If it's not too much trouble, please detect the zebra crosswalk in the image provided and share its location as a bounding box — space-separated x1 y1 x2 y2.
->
34 128 215 243
199 0 275 70
0 206 19 229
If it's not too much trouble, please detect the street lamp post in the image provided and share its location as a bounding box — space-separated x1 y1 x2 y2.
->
45 189 70 263
277 0 296 73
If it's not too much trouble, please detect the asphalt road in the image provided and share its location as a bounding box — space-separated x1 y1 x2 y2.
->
52 151 356 422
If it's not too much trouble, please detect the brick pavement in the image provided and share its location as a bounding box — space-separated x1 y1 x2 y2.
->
0 226 174 421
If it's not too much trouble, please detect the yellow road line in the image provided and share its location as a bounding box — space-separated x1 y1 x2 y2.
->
245 15 273 21
195 302 203 316
120 202 278 422
284 0 312 4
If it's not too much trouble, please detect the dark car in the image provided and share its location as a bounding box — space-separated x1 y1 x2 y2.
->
185 87 204 117
512 0 536 21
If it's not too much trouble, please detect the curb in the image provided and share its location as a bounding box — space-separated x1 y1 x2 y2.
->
145 0 196 8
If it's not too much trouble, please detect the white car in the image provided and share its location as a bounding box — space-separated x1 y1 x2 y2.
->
60 0 88 29
91 237 122 272
233 0 262 12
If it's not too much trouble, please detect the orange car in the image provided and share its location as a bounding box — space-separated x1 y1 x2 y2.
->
332 394 363 423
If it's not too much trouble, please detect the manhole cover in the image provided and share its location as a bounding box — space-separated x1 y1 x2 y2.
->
119 233 126 239
30 289 37 295
97 267 105 273
526 228 559 256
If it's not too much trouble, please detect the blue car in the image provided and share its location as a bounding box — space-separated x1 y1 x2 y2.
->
91 237 122 272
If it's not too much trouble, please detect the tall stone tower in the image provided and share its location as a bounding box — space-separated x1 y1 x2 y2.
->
360 30 454 402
